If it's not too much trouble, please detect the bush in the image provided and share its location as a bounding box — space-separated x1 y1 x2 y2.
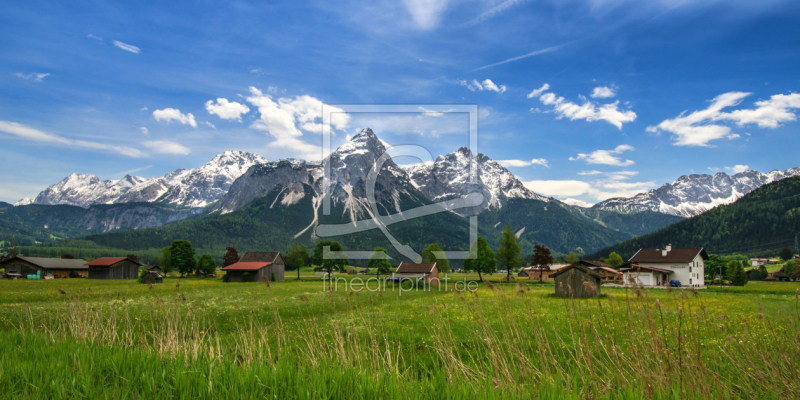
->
221 274 229 283
271 272 276 282
69 270 79 278
137 269 149 284
242 272 252 282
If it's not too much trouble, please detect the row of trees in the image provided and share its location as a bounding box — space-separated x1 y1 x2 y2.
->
157 240 217 276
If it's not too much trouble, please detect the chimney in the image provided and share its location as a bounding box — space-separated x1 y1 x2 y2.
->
661 249 668 257
666 244 672 252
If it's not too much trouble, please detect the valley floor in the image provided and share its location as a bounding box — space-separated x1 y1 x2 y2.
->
0 276 798 399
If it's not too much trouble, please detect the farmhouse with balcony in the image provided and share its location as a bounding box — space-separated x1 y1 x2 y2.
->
622 245 708 287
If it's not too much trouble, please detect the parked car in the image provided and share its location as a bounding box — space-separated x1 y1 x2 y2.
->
669 280 682 288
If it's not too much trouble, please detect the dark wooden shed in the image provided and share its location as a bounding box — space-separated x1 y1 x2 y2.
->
141 272 163 284
221 251 285 282
86 257 142 279
550 263 604 298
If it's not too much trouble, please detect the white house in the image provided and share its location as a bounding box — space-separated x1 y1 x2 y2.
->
621 245 708 287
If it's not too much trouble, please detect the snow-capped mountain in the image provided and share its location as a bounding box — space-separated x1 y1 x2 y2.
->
593 167 800 217
22 151 266 209
404 147 548 215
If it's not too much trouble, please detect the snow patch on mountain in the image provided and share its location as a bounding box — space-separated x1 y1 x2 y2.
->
593 167 800 217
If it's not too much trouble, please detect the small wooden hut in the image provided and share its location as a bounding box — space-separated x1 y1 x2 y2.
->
550 263 604 298
221 251 285 282
141 272 163 284
86 257 141 279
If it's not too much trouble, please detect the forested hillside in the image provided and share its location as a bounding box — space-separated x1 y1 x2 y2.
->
591 176 800 260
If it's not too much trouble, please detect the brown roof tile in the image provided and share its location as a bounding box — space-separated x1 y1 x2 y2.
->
629 248 708 263
395 262 437 274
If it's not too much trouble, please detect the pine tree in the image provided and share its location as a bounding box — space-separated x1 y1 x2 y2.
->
728 260 747 286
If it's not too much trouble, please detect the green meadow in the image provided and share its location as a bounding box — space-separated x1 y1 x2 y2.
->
0 275 798 399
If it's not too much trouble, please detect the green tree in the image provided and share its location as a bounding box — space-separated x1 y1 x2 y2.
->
158 247 173 275
705 254 725 280
422 243 450 273
285 243 310 280
367 247 392 278
564 251 580 264
755 265 769 280
197 254 216 275
728 260 747 286
496 226 522 281
223 247 240 267
463 237 496 282
603 252 624 268
312 240 348 289
779 247 794 261
169 240 196 277
531 244 554 283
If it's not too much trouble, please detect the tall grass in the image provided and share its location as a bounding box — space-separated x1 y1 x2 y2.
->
3 284 799 399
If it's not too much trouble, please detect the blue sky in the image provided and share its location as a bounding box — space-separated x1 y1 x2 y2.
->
1 0 799 206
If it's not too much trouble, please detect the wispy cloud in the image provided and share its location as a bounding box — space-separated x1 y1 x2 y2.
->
726 164 749 174
471 43 570 72
539 89 636 129
527 83 549 99
463 0 529 26
140 127 148 136
0 120 146 158
87 34 103 41
647 92 800 147
523 169 654 202
153 108 197 127
458 78 506 93
402 0 451 30
15 72 50 82
497 158 549 168
570 145 635 166
143 141 191 155
113 40 141 54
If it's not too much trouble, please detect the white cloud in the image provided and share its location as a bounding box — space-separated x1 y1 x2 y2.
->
15 72 50 82
418 106 456 117
459 78 506 93
590 86 616 99
647 92 800 147
497 158 549 168
523 180 592 197
562 198 594 207
707 167 720 173
527 83 549 98
153 108 197 128
140 127 148 136
570 145 635 166
112 40 140 54
203 121 216 129
140 106 148 111
87 34 103 41
142 141 191 155
246 87 350 160
577 170 602 175
725 165 749 174
539 91 636 129
205 98 250 121
0 120 146 158
402 0 451 30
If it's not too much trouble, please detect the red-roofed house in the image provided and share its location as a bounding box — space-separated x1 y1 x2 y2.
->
221 251 285 282
86 257 142 279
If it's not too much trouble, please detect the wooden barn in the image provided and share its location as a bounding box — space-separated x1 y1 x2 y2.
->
550 263 604 298
387 262 440 286
221 251 285 282
577 260 623 282
141 272 163 284
142 265 162 274
1 256 88 279
86 257 141 279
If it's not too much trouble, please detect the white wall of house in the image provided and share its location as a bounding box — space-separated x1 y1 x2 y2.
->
636 254 705 286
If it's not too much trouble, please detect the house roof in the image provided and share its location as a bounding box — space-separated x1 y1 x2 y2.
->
593 266 623 275
239 252 282 263
629 248 708 263
549 263 605 279
1 256 88 270
142 265 160 270
527 264 569 271
85 257 142 267
771 271 788 278
620 264 674 274
579 260 613 268
221 261 271 271
395 262 437 274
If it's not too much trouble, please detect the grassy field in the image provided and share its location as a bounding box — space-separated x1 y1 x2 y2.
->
0 275 798 399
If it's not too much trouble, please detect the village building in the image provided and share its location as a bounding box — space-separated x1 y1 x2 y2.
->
387 262 440 286
1 256 88 279
623 245 708 287
575 260 623 282
765 270 790 282
141 265 162 274
141 271 163 284
521 264 568 280
551 263 604 298
751 258 768 267
86 257 142 279
221 251 285 282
